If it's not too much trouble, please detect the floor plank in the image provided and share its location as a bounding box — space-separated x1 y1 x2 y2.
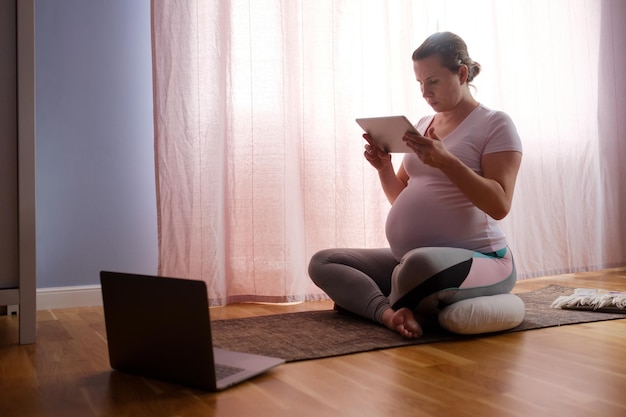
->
1 267 625 417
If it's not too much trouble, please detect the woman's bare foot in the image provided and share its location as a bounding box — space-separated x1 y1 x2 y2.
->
381 307 423 339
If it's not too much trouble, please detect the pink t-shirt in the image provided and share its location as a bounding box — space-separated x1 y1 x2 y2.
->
385 104 523 260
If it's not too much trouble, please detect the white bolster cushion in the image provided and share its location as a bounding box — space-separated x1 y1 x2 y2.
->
438 293 525 335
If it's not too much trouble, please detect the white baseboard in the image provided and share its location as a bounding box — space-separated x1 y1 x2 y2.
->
36 285 102 310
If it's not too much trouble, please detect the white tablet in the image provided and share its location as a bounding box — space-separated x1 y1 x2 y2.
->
355 116 418 153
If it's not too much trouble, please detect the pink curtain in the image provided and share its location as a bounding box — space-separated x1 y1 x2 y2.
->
152 0 626 305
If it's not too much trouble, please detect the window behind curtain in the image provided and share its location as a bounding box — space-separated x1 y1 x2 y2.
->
151 0 625 305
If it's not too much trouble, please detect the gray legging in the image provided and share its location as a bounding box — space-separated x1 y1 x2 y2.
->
308 246 516 324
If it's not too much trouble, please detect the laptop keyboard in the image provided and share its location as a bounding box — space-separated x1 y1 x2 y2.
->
215 363 244 380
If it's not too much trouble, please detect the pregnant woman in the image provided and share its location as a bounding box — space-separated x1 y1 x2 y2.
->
308 32 523 339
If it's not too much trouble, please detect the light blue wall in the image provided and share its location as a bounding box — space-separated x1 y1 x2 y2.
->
35 0 158 287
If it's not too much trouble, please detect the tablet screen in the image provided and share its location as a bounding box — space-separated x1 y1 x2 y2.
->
355 116 418 153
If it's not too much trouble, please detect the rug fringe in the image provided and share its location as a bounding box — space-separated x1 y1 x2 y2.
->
551 288 626 312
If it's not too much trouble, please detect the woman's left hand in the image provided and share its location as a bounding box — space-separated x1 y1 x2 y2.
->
403 127 450 168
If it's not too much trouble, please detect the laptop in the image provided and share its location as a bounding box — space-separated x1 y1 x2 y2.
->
100 271 285 391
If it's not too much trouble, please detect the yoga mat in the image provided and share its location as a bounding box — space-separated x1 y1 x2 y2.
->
211 285 625 362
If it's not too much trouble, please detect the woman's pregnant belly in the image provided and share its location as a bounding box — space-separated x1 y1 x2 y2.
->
385 181 489 260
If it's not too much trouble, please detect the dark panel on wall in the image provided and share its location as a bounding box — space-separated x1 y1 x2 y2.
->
0 0 19 289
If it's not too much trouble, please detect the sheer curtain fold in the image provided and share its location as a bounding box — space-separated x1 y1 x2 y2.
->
152 0 626 305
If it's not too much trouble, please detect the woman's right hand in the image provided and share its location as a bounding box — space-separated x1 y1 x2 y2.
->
363 134 392 171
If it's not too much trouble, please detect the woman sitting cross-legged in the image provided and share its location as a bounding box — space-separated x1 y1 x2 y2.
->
308 32 523 339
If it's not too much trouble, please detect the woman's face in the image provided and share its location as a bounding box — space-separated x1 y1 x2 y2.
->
413 54 465 113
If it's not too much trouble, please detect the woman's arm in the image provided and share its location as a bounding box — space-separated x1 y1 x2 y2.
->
440 150 522 219
363 134 408 204
403 129 522 219
377 164 409 205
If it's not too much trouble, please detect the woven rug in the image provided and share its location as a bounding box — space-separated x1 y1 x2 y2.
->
211 285 625 362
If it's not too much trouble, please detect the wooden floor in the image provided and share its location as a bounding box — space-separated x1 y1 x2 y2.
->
1 268 626 417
